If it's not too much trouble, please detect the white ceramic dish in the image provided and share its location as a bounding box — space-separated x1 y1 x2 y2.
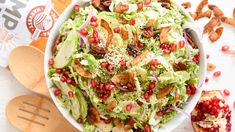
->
44 1 206 132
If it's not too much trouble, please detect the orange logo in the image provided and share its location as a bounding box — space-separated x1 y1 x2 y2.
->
26 4 58 39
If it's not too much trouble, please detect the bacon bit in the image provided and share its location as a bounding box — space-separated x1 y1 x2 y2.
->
209 27 224 42
207 63 216 71
111 72 136 92
146 19 155 28
189 12 197 20
113 118 123 128
195 10 212 20
121 28 129 40
157 86 173 98
130 50 149 66
106 100 117 112
195 0 208 16
160 26 171 44
72 59 92 78
87 106 100 124
114 2 129 14
181 2 191 9
52 35 61 55
173 62 188 71
208 4 224 18
203 17 221 34
100 19 113 48
221 17 235 27
233 8 235 18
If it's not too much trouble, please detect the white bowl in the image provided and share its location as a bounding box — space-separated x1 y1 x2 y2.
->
44 1 206 132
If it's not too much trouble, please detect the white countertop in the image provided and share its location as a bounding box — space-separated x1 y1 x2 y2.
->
0 0 235 131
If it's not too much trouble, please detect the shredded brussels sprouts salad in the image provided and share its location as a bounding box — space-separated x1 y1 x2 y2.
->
48 0 200 131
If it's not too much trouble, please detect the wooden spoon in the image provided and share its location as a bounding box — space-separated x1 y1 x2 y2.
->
6 94 77 132
8 46 50 97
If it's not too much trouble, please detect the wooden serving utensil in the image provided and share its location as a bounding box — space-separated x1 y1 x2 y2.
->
6 94 77 132
8 46 50 97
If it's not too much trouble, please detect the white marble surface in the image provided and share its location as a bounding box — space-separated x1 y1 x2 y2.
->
0 0 235 132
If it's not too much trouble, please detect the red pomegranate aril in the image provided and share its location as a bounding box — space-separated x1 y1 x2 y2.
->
80 28 88 36
103 94 109 100
138 42 145 48
126 104 133 111
91 80 97 88
98 93 104 98
48 58 54 66
156 111 163 116
136 100 143 106
77 118 83 124
55 68 63 74
100 62 109 68
107 64 114 72
148 82 155 89
90 22 98 27
113 27 121 33
88 37 96 43
119 60 126 68
179 40 185 48
223 89 230 96
127 83 133 90
137 2 143 11
54 89 61 96
130 18 136 25
144 124 151 132
206 54 210 59
73 5 80 11
68 91 74 97
149 59 159 66
105 84 113 91
99 83 105 90
93 31 99 38
163 49 171 54
66 78 73 84
144 92 150 100
60 75 67 82
213 71 221 77
221 45 230 52
144 0 151 5
90 16 97 22
147 90 153 95
205 77 209 83
171 43 177 51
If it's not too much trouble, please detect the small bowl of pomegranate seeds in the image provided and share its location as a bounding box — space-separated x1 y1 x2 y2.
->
44 0 206 132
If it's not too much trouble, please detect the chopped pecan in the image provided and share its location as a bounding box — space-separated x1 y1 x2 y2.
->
111 72 136 92
118 17 128 24
127 44 141 57
51 35 61 54
106 100 117 112
185 30 198 49
158 0 171 8
124 118 135 130
114 2 129 13
92 0 112 11
102 0 112 7
173 62 188 71
113 118 123 128
89 45 107 59
87 106 101 124
142 27 154 38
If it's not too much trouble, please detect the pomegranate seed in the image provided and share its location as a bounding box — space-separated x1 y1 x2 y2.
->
54 89 61 96
99 82 105 90
206 54 210 59
73 5 80 11
68 91 74 97
60 75 67 82
223 89 230 96
138 42 145 48
126 104 133 111
163 49 171 54
144 92 150 100
144 0 151 5
93 31 99 38
179 40 185 48
119 60 126 68
80 28 88 36
136 100 143 106
105 84 113 90
90 22 98 27
130 18 136 25
113 27 121 33
98 93 104 98
48 58 54 66
147 90 153 96
205 77 209 83
213 71 221 77
149 59 159 66
148 81 155 89
103 94 109 100
107 64 114 72
144 124 151 132
66 78 73 84
171 43 177 51
88 37 96 43
77 118 83 124
91 80 97 88
137 2 143 11
100 62 109 68
90 16 97 22
221 45 230 52
156 111 163 116
55 68 63 74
